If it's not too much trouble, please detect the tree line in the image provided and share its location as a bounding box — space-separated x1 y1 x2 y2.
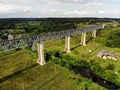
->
0 18 116 40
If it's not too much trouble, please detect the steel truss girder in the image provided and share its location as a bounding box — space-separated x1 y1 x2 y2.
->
0 25 104 52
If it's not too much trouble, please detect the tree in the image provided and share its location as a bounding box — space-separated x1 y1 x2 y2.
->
106 30 120 47
45 52 52 62
54 51 61 58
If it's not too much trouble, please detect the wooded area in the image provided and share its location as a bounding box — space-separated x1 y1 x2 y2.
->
0 18 113 40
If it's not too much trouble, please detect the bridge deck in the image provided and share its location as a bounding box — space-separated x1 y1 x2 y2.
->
0 25 104 52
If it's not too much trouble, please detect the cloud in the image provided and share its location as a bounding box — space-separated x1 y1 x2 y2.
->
0 0 120 18
57 0 104 4
0 3 32 14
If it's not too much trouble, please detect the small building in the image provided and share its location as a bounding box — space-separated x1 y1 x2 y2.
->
8 34 14 40
97 50 118 61
97 50 107 57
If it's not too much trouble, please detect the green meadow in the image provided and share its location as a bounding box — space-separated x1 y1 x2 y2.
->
0 22 120 90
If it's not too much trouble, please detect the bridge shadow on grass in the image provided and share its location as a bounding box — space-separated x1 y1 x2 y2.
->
0 63 38 83
71 44 81 51
86 37 94 44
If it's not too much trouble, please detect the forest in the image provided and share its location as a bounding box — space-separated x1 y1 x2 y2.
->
0 18 115 40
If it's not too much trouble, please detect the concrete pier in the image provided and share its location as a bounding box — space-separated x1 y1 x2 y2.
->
92 30 96 38
102 24 105 29
65 35 71 53
81 32 86 46
37 42 46 65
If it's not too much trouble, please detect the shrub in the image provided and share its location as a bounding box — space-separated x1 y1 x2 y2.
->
54 51 61 58
65 63 73 70
60 60 65 66
52 57 61 64
106 64 115 70
106 30 120 48
45 52 52 62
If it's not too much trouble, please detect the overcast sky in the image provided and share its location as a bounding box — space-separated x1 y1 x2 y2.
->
0 0 120 18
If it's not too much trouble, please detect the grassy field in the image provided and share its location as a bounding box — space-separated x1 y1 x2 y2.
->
0 22 120 89
44 22 120 86
0 49 106 90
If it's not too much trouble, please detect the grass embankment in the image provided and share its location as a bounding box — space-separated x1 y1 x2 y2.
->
0 48 105 90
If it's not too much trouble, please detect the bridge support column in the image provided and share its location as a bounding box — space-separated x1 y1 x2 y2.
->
81 32 86 46
31 42 35 51
37 42 46 65
65 35 71 53
92 30 96 38
102 24 105 29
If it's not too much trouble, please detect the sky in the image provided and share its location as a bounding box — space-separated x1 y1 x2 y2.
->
0 0 120 18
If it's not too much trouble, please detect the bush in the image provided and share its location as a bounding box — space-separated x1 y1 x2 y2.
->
106 64 115 70
45 52 52 62
89 60 103 73
52 57 61 64
60 60 65 66
54 51 61 58
106 30 120 47
65 63 73 70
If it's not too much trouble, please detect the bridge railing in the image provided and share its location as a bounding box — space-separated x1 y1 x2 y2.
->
0 25 104 52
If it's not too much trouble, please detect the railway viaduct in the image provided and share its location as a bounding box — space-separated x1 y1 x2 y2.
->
0 24 105 65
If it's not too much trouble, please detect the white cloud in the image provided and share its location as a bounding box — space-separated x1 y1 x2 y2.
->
0 3 32 14
64 11 90 16
0 0 120 18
